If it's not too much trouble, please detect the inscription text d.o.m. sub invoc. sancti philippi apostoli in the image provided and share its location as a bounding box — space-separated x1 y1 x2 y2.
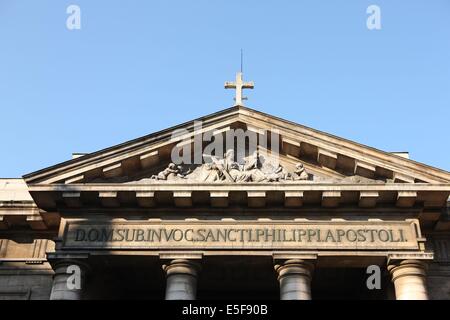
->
62 220 421 251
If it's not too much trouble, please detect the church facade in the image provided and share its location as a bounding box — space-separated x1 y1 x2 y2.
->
1 77 450 300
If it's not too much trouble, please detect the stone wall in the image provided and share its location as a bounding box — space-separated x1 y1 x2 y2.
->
0 262 53 300
0 237 55 300
0 263 53 300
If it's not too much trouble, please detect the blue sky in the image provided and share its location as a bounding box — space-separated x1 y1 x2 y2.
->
0 0 449 177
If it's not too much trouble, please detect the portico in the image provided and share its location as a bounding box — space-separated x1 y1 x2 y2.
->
12 105 450 300
38 184 440 300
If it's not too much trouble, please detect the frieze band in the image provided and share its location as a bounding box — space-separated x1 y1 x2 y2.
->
62 220 421 251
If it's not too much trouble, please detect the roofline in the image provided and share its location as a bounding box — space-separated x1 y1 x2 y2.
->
23 104 450 183
238 106 450 177
23 105 241 181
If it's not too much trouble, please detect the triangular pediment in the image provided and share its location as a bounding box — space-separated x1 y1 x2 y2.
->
23 106 450 186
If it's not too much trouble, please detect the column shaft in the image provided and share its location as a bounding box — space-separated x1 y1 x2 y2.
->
275 259 314 300
50 260 88 300
163 259 200 300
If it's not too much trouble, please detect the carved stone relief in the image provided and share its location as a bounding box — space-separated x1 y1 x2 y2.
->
147 149 310 183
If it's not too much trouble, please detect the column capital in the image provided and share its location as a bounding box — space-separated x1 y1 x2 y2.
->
274 259 314 300
274 259 314 281
51 258 91 273
387 259 427 282
162 259 201 278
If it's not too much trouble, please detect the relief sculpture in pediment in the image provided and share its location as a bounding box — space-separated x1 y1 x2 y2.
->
150 149 310 183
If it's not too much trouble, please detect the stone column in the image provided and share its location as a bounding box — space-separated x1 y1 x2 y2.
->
388 259 429 300
163 259 200 300
50 260 89 300
274 259 314 300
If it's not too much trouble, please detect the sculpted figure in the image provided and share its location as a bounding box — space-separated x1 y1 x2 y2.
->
200 162 221 182
151 163 184 180
266 163 289 182
200 150 239 182
291 163 309 181
237 151 266 182
221 149 241 182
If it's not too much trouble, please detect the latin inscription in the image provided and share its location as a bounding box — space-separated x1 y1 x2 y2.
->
74 227 407 243
62 220 420 250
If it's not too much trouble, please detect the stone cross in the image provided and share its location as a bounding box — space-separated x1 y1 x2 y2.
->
225 72 254 106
